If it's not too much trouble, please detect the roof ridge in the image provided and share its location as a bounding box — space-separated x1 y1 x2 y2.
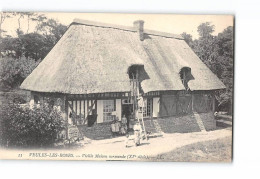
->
71 18 183 40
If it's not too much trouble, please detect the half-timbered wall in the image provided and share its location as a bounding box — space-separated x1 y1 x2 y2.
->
67 99 96 125
66 94 124 125
177 94 192 115
193 93 214 113
159 92 192 117
159 95 178 116
159 91 214 117
29 91 216 128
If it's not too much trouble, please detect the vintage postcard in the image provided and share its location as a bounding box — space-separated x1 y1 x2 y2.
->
0 13 234 162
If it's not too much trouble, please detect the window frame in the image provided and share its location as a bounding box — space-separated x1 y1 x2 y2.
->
143 98 153 118
103 99 116 122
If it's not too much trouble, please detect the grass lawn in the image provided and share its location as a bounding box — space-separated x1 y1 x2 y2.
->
151 136 232 162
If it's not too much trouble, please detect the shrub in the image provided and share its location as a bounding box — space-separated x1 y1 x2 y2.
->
0 103 66 148
0 56 40 91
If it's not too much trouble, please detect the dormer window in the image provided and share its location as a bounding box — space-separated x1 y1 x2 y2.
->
128 65 139 80
180 67 192 90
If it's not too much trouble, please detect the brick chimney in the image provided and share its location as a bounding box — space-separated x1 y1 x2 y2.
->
133 20 144 41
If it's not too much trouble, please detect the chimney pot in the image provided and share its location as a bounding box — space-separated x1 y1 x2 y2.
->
133 20 144 41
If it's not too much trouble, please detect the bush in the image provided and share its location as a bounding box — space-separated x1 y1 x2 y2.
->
0 56 40 91
0 103 66 148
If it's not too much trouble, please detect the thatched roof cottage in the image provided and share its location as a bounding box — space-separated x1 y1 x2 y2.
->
21 19 225 139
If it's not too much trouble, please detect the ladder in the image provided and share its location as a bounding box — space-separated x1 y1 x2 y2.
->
130 72 147 140
138 103 147 140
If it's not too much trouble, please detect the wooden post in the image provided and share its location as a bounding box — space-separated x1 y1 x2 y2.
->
64 95 69 139
79 99 81 120
75 100 77 117
83 100 86 121
212 92 216 112
40 94 44 109
95 100 97 115
136 70 139 96
29 92 34 109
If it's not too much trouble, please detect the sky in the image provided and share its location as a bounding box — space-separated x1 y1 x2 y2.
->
2 13 234 39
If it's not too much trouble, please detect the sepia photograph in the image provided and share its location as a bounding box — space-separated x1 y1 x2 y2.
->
0 12 234 162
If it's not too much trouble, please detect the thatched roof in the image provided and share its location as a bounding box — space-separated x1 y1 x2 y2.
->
21 19 225 94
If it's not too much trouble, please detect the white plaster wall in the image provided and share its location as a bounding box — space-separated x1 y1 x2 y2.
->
116 99 122 121
97 100 103 123
29 92 34 109
153 97 160 117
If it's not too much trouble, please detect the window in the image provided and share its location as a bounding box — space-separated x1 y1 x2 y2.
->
143 98 152 118
180 67 192 90
103 100 115 121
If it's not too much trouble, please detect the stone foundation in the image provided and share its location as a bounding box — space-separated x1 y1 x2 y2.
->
77 112 216 140
78 122 113 140
199 112 216 131
144 115 200 133
145 112 216 133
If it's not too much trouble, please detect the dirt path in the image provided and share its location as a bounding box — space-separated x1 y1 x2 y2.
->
0 127 232 161
73 127 232 160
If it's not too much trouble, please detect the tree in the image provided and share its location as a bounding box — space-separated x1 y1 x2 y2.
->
11 12 25 35
215 26 234 113
11 12 38 34
24 12 38 34
0 12 13 38
0 33 52 60
19 33 49 59
31 14 47 33
0 13 67 92
197 22 215 38
181 32 193 47
192 22 217 67
0 57 40 90
37 19 67 44
0 14 67 60
181 22 234 114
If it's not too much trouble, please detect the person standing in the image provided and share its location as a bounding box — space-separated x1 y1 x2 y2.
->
133 121 142 146
122 115 127 126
